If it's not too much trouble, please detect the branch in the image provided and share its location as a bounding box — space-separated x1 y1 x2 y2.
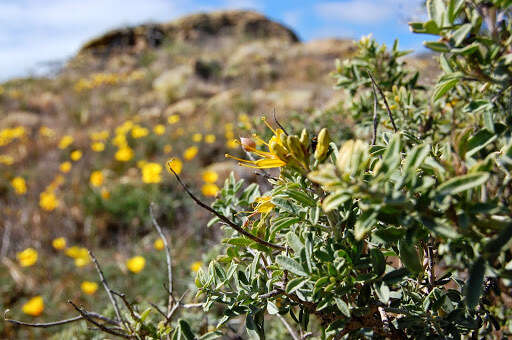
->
367 71 398 133
273 108 289 136
149 203 174 313
370 81 379 145
88 250 126 328
276 314 300 340
4 310 119 329
167 167 286 251
68 301 133 339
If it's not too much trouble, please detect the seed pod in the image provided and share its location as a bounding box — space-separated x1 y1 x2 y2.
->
287 135 305 162
314 128 330 162
300 129 310 149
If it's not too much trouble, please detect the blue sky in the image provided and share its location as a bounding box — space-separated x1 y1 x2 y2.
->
0 0 426 81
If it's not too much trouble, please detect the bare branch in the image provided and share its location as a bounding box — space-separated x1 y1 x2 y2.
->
4 310 119 329
149 203 174 313
68 301 133 339
111 290 140 323
367 71 398 133
167 167 286 251
88 250 126 328
370 82 379 145
276 314 300 340
273 108 289 136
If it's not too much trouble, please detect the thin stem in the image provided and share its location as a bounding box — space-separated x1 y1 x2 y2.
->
4 311 119 329
371 82 379 145
167 167 286 251
149 203 174 313
273 108 289 136
367 70 398 133
276 314 300 340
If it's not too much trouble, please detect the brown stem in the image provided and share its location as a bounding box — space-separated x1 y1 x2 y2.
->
367 70 398 133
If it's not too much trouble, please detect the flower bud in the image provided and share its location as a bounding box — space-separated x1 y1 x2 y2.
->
269 140 289 161
300 129 310 150
287 135 305 163
314 128 330 162
240 137 255 152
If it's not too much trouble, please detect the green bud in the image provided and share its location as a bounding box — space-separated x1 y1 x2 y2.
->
279 132 289 150
336 139 369 176
300 129 310 149
270 140 289 161
314 128 330 162
287 135 305 162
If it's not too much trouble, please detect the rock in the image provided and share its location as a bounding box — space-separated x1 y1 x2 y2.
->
78 10 298 57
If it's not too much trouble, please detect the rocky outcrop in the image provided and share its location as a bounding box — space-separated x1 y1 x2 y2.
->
78 10 298 57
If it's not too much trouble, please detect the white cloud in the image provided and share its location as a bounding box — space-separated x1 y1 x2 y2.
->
0 0 190 80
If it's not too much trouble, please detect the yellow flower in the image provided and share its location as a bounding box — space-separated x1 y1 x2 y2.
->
112 134 127 148
58 135 74 149
65 246 88 259
183 146 198 160
90 130 109 141
205 134 216 144
115 147 134 162
91 142 105 152
225 118 287 169
201 183 220 197
39 191 59 211
22 296 44 316
70 150 82 161
154 124 166 135
75 256 91 267
190 261 202 273
192 133 202 142
11 177 27 195
167 115 180 124
126 256 146 273
52 237 66 250
142 163 162 184
39 126 55 138
90 171 104 187
81 281 98 295
166 158 183 175
101 188 110 200
226 139 238 149
131 125 149 138
154 238 165 250
202 170 218 183
254 196 275 213
163 144 173 154
59 161 72 173
17 248 38 267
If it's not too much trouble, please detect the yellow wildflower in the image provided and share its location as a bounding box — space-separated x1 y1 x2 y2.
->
58 135 74 149
225 118 287 169
91 142 105 152
254 196 275 213
59 161 72 173
190 261 202 273
65 246 88 259
183 146 198 160
70 150 82 161
101 188 110 200
163 144 173 154
192 133 202 142
75 256 90 267
11 177 27 195
205 134 216 144
202 170 218 183
90 130 109 141
17 248 38 267
131 125 149 138
167 115 180 124
142 163 162 184
112 134 127 148
166 158 183 175
39 191 59 211
52 237 66 250
115 146 134 162
81 281 98 295
39 126 55 138
126 256 146 273
90 171 104 187
226 139 238 149
201 183 219 197
154 238 165 251
154 124 166 135
22 296 44 317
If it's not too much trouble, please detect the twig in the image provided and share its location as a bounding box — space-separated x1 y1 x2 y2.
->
111 290 140 322
273 108 289 136
276 314 300 340
149 303 167 319
165 290 189 325
259 289 283 299
367 71 398 133
68 301 133 339
88 250 126 328
370 82 379 145
149 203 174 313
167 167 286 251
4 310 120 329
378 307 391 333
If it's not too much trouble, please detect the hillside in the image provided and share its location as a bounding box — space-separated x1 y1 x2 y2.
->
0 10 437 339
